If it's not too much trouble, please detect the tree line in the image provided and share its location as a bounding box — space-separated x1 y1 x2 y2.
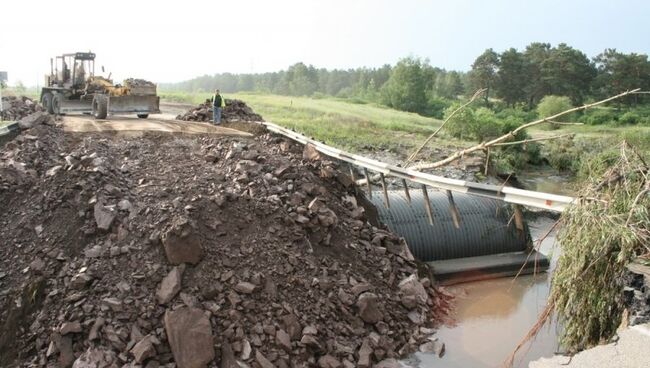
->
160 43 650 116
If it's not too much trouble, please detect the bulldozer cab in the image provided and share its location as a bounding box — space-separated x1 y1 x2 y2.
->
50 52 95 89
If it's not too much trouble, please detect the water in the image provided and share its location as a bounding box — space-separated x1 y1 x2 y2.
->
411 216 562 368
517 168 575 197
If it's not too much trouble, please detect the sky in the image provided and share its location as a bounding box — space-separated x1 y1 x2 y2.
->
1 0 648 86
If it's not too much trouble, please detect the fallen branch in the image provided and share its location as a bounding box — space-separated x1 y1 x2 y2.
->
404 88 486 166
410 89 641 171
491 133 574 147
548 120 584 126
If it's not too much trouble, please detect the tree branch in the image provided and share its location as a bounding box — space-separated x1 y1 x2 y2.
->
404 88 486 166
491 133 574 147
410 88 641 171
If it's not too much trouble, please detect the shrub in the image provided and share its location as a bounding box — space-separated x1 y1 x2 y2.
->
473 107 502 141
618 111 641 125
579 109 618 125
545 137 581 172
424 97 452 119
444 103 476 140
537 95 575 129
495 107 537 124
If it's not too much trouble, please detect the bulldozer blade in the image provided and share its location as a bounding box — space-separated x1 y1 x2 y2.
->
107 95 160 115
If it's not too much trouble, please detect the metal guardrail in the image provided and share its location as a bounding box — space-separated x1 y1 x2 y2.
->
259 121 576 212
0 122 18 136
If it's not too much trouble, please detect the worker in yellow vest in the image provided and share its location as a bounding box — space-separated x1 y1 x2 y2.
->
211 89 226 125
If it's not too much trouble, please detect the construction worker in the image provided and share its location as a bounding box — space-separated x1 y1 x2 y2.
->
211 89 225 125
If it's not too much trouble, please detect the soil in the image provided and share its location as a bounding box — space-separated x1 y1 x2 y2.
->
0 113 449 367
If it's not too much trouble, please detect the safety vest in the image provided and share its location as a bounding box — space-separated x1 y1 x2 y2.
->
213 94 225 108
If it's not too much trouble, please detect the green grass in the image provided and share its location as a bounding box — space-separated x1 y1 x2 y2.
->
530 123 650 154
161 91 445 153
160 91 649 162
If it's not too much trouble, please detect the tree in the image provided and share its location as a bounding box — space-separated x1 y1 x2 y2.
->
380 57 428 113
542 44 596 105
495 48 528 106
594 49 650 105
523 43 553 108
285 63 318 96
469 49 499 103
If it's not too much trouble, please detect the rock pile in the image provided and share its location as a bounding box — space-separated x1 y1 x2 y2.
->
0 114 449 367
1 96 44 121
176 99 264 123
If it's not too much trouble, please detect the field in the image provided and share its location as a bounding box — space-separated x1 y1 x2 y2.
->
161 91 447 153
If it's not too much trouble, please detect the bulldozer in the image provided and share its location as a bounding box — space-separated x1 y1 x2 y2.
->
40 52 160 119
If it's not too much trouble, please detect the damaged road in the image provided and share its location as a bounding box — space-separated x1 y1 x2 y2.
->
0 111 450 367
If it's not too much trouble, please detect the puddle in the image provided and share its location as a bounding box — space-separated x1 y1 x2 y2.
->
411 217 561 368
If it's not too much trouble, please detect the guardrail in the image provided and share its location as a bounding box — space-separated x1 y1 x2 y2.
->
0 121 18 137
258 121 576 212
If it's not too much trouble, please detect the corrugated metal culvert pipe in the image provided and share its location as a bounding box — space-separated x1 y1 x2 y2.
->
369 190 531 262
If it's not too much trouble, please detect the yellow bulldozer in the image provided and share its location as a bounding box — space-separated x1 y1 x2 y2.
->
40 52 160 119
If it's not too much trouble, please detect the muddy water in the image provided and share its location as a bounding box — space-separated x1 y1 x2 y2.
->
409 217 562 368
517 168 575 197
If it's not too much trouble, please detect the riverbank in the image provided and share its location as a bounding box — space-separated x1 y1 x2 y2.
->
529 323 650 368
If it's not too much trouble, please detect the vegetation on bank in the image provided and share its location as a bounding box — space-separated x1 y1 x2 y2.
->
553 143 649 350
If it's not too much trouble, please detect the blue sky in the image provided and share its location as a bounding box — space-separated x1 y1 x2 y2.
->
1 0 648 85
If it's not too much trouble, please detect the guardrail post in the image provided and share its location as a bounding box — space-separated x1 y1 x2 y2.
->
446 190 461 229
363 168 372 199
380 173 390 208
402 179 411 204
421 185 434 225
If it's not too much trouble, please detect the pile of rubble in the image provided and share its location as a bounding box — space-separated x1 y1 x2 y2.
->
176 99 264 123
123 79 156 87
1 96 44 121
0 113 449 367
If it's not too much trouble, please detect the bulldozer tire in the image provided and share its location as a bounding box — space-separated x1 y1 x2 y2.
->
137 114 149 119
52 94 63 115
42 93 54 114
92 95 108 119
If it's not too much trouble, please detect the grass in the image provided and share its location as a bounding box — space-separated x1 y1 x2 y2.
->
161 91 445 153
161 91 650 168
530 123 650 157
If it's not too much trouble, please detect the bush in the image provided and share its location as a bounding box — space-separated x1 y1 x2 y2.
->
495 107 537 124
579 109 618 125
473 107 503 141
537 95 575 129
545 137 582 172
618 111 641 125
444 103 476 140
424 97 452 119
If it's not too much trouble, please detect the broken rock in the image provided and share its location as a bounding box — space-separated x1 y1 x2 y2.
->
131 336 158 364
164 307 215 368
94 202 116 231
156 266 184 304
162 220 203 265
356 292 383 324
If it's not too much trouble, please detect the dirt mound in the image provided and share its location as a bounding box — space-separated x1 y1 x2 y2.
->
176 99 264 123
1 96 44 121
0 115 448 367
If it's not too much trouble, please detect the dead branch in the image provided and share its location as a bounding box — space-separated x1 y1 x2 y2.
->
491 133 574 147
548 121 584 126
404 88 486 166
410 89 641 171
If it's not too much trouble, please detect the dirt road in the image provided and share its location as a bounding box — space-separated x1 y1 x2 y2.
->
61 115 253 137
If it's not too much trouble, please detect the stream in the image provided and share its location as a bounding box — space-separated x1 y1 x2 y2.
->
409 171 573 368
